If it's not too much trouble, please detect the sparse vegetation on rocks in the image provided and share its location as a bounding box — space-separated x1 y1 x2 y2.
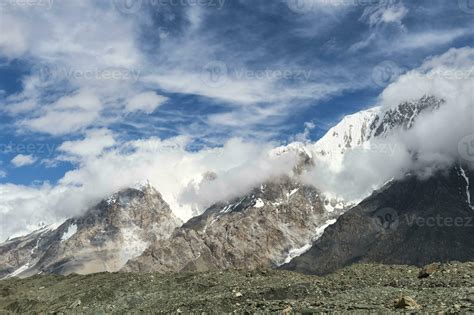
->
0 262 472 313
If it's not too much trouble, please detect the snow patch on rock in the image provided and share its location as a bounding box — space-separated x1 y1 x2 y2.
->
282 243 313 265
120 225 149 266
3 263 30 279
254 199 264 208
459 166 474 210
61 224 77 242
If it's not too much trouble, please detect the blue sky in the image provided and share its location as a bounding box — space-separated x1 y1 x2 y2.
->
0 0 473 186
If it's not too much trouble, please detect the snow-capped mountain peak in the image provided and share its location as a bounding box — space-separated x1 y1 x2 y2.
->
311 107 379 172
310 95 444 172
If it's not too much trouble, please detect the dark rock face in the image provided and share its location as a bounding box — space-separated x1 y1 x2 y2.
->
123 176 342 273
0 184 182 278
283 166 474 275
369 95 444 138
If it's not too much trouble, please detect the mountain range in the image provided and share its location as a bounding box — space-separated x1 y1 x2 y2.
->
1 95 472 279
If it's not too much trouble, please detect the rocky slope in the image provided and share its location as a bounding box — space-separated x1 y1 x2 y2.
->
283 165 474 275
0 183 182 278
124 176 342 273
1 262 472 313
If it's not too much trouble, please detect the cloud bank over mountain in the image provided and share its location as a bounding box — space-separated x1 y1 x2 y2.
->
0 1 473 241
1 46 472 241
303 47 474 201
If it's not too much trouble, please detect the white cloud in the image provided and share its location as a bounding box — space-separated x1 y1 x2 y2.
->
0 15 28 58
303 46 474 201
0 0 356 140
0 1 472 243
0 170 7 178
380 47 474 107
0 47 472 241
395 29 471 50
21 90 102 135
11 154 37 167
292 121 316 143
0 1 141 67
125 92 168 114
285 0 356 14
0 135 301 240
352 2 469 55
0 183 67 241
380 5 408 23
1 1 144 136
360 1 408 27
58 129 116 158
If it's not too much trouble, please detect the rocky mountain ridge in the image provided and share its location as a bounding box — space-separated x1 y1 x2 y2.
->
124 176 342 273
311 95 444 171
0 184 182 278
0 95 455 278
283 165 474 275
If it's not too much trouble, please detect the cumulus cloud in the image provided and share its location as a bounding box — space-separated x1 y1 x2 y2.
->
0 136 299 240
0 0 473 242
58 129 116 159
11 154 37 167
1 0 144 137
0 15 28 58
303 46 474 201
1 47 473 240
292 121 316 143
0 0 352 140
21 89 103 135
178 144 299 212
